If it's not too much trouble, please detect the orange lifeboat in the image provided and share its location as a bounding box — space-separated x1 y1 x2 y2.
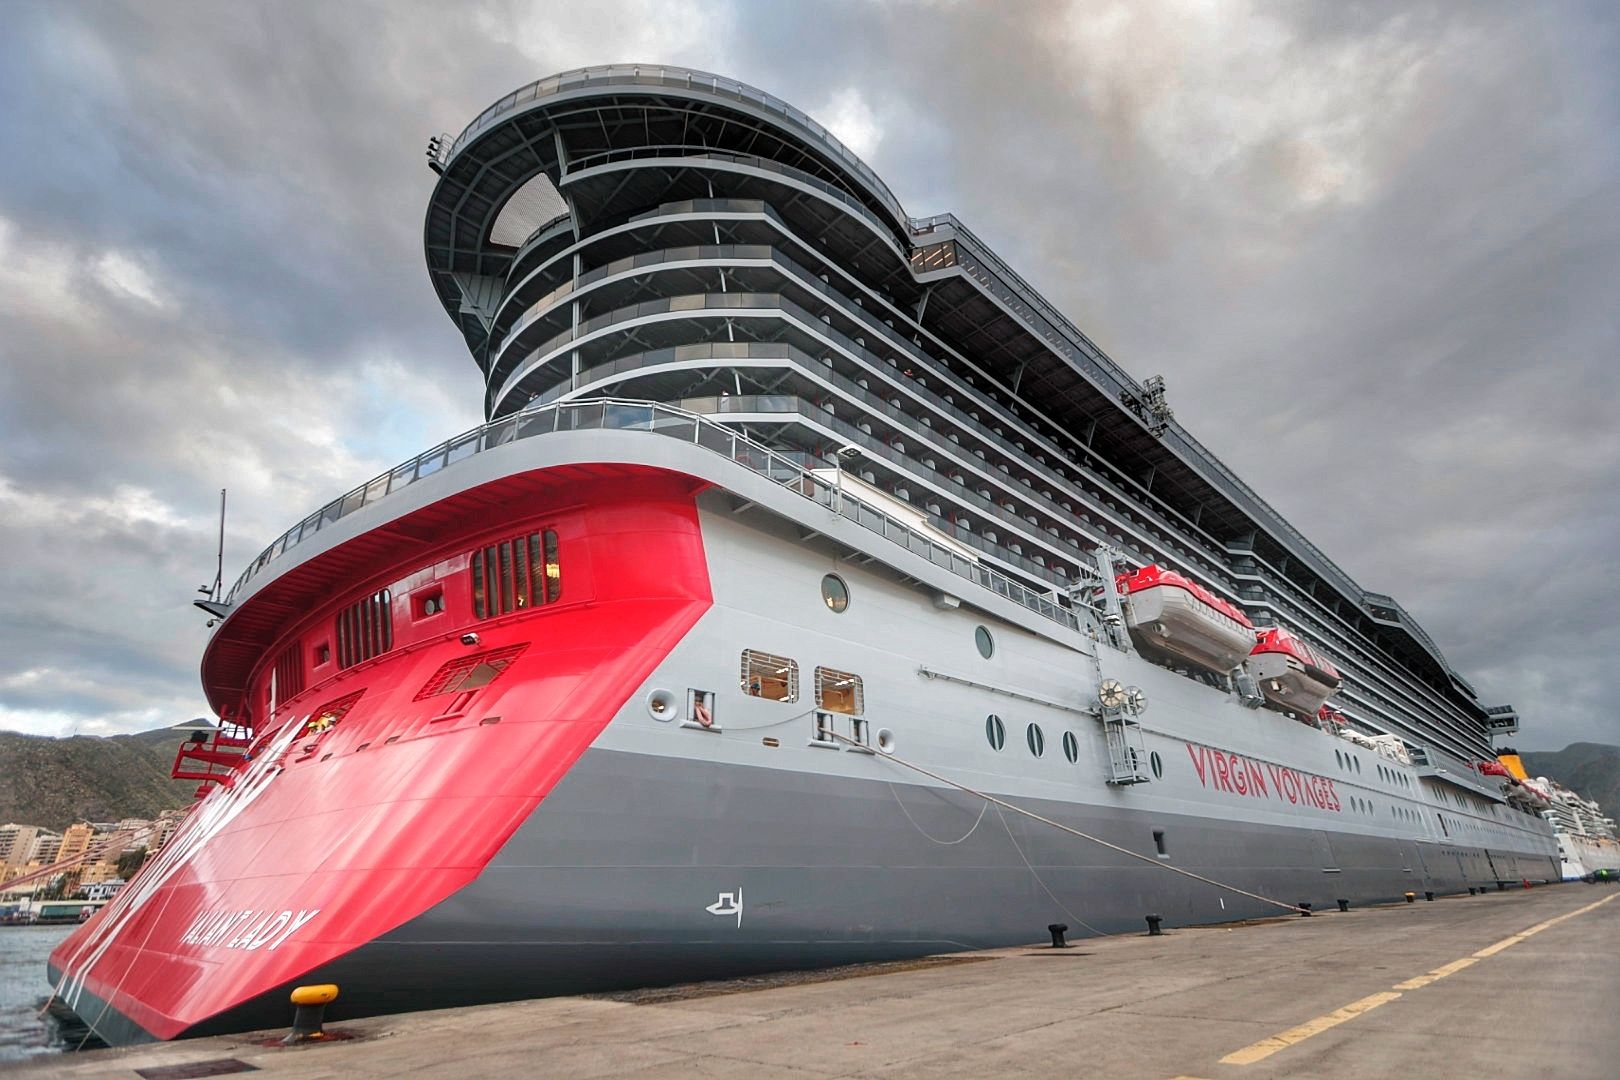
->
1248 626 1342 718
1115 565 1254 673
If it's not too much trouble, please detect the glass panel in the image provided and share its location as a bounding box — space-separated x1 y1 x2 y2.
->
512 536 530 610
528 533 545 606
471 549 486 620
544 530 561 603
497 542 513 615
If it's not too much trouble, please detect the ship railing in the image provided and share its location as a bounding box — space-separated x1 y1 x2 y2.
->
444 65 906 227
224 399 1085 635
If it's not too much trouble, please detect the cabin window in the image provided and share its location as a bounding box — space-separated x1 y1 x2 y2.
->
975 625 995 659
986 714 1006 751
814 667 864 715
1062 731 1079 763
335 588 392 669
1150 751 1164 780
472 529 560 618
314 643 330 666
740 650 799 702
1153 829 1168 857
1026 723 1045 757
821 574 850 613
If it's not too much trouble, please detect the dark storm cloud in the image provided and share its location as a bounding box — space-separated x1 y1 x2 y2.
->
0 0 1614 751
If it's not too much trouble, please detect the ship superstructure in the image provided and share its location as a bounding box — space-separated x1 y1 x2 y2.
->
51 66 1561 1046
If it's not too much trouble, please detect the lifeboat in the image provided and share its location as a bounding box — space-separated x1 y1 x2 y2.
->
1247 625 1342 718
1115 565 1254 673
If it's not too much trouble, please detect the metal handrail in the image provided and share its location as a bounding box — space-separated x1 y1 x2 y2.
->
222 400 1085 636
444 65 906 227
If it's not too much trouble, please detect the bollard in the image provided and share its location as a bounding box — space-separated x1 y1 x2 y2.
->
1145 914 1163 936
1048 923 1069 948
283 984 339 1045
1522 879 1531 890
1298 902 1312 917
1424 891 1435 902
1497 881 1506 892
1468 887 1477 895
1337 899 1350 913
1405 892 1416 903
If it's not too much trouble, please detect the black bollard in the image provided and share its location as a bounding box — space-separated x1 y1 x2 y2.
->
1424 891 1435 902
1497 881 1506 892
1048 922 1069 948
283 984 339 1045
1405 892 1416 903
1468 887 1477 895
1337 898 1350 913
1298 902 1312 917
1145 914 1163 936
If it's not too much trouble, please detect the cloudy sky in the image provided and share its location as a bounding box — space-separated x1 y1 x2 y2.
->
0 0 1615 750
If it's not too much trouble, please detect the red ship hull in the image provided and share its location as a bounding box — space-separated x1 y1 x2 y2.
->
49 468 712 1042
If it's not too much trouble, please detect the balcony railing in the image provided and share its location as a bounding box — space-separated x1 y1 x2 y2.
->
222 400 1085 637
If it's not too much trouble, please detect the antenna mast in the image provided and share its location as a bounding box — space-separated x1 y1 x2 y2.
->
213 488 226 602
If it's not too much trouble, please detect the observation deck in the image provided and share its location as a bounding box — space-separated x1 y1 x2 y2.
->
410 65 1507 765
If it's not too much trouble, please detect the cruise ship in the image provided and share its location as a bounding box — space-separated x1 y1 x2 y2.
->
50 66 1562 1046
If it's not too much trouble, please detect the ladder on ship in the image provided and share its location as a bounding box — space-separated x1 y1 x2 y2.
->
1097 679 1150 785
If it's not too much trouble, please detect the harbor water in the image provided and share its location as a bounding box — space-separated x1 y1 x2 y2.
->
0 924 101 1063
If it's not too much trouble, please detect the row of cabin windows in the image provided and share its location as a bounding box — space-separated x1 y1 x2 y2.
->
279 529 562 690
471 529 560 619
739 650 863 715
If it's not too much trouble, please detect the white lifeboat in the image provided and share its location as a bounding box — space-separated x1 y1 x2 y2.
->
1247 626 1342 718
1116 565 1254 673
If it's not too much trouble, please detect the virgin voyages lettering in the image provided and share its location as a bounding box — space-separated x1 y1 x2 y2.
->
1186 744 1341 812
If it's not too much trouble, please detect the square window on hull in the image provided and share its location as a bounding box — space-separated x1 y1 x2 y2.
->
740 650 799 702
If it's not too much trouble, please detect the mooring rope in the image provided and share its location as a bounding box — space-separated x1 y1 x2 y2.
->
829 731 1307 916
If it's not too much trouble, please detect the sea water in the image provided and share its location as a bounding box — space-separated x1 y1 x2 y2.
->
0 924 103 1062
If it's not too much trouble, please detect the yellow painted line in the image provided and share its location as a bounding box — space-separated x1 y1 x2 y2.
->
1392 955 1478 990
1220 892 1617 1067
1472 893 1615 958
1219 992 1402 1065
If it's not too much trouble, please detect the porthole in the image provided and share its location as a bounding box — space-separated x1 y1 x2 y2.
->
975 625 995 659
1355 758 1361 774
1062 731 1079 763
1150 751 1163 780
1026 723 1045 757
1335 750 1344 768
821 574 849 613
986 714 1005 751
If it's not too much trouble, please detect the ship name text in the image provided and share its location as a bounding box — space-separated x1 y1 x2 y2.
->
1186 744 1341 812
180 907 321 951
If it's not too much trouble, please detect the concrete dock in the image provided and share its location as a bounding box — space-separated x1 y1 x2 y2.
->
19 885 1619 1079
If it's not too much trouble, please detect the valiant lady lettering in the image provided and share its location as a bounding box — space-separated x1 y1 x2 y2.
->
180 908 321 951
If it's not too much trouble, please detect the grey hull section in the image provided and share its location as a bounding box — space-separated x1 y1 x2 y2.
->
248 744 1559 1026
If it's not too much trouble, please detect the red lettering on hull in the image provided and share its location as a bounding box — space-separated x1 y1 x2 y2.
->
1184 741 1341 814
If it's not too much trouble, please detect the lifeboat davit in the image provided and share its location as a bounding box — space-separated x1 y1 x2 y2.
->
1247 625 1342 718
1116 565 1254 673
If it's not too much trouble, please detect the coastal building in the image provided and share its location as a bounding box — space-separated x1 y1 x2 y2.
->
29 830 62 865
56 823 96 864
83 878 127 902
0 823 43 868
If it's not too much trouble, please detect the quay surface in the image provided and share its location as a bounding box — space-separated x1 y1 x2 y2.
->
21 884 1618 1079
